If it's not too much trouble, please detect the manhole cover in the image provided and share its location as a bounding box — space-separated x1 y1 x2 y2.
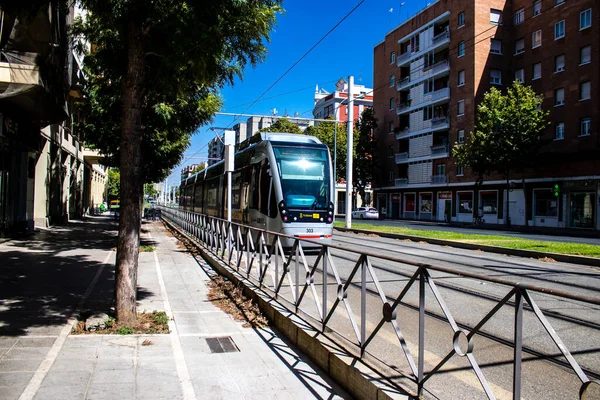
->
205 336 239 353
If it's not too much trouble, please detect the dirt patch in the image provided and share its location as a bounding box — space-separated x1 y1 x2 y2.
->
207 276 268 329
72 311 170 335
539 257 556 263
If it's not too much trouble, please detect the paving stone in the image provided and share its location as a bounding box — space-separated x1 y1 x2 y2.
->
0 338 19 347
57 346 97 359
33 384 87 400
49 357 95 372
41 370 92 387
86 383 134 400
0 371 35 387
15 338 57 348
0 359 42 372
3 347 51 360
0 385 26 400
90 368 135 385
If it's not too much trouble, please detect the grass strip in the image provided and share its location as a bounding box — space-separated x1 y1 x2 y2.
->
334 222 600 258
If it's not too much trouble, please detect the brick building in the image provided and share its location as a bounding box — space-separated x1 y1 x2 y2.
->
373 0 599 230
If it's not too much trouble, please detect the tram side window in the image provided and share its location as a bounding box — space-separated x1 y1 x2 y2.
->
259 161 271 216
193 182 203 211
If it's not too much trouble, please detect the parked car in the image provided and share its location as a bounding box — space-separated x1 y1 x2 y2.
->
351 207 379 220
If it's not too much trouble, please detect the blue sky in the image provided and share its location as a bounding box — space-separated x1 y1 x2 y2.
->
166 0 431 187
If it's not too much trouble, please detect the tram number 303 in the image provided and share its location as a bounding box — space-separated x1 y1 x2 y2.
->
306 228 314 233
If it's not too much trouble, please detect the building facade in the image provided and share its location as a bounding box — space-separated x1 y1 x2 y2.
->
373 0 599 230
313 78 374 124
0 3 87 235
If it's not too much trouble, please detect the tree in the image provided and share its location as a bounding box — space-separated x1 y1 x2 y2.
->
453 82 549 226
144 183 158 199
353 108 378 204
259 117 302 134
106 169 120 199
74 0 281 325
304 118 348 182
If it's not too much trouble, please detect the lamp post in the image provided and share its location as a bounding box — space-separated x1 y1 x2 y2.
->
345 75 354 229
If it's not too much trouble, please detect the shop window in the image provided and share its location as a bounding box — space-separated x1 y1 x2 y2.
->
405 194 415 212
420 193 433 213
458 192 473 213
570 192 595 228
535 191 558 217
480 192 498 214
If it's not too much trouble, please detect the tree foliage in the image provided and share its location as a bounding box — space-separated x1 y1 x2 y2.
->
73 0 281 324
353 108 377 203
304 118 348 182
453 82 549 181
259 118 302 134
106 169 120 198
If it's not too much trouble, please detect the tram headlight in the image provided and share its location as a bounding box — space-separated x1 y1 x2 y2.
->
327 217 333 223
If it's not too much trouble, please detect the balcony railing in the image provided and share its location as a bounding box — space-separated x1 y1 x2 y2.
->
431 144 449 155
432 116 449 128
395 178 409 187
396 76 410 90
432 29 450 46
431 174 449 184
396 51 412 66
396 100 411 114
431 87 450 102
395 127 410 139
395 152 409 163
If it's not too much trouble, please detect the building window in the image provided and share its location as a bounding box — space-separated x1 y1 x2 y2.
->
458 41 465 57
389 145 394 157
389 97 395 110
457 166 464 176
458 70 465 86
458 192 473 214
555 122 564 140
390 75 395 87
554 20 565 39
490 39 502 54
490 69 502 85
580 9 592 30
389 121 394 134
580 45 591 64
532 30 542 48
514 8 524 25
533 0 542 16
555 0 565 6
555 88 564 106
515 38 525 54
533 62 542 80
389 171 394 181
554 55 565 73
515 68 525 83
580 81 591 100
458 129 465 143
458 12 465 27
390 52 396 64
580 118 591 136
490 9 502 24
535 191 558 217
457 100 465 116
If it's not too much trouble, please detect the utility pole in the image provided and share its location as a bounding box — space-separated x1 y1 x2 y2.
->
345 75 354 229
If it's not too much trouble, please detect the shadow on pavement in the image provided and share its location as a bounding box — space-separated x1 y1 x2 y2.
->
0 216 154 336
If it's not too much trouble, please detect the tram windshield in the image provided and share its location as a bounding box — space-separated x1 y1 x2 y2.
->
273 145 330 210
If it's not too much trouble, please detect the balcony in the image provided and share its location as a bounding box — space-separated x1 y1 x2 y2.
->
396 76 411 90
396 100 411 114
431 175 449 184
395 178 409 187
396 51 412 66
0 62 39 91
395 152 409 163
395 127 410 139
432 30 450 46
431 144 449 156
431 87 450 103
432 116 449 129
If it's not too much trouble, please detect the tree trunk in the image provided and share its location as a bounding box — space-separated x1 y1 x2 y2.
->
115 19 145 326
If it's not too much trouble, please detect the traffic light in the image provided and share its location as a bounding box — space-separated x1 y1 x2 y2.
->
553 183 560 197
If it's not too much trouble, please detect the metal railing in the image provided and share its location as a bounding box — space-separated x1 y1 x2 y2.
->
160 206 600 399
395 152 409 163
431 174 448 184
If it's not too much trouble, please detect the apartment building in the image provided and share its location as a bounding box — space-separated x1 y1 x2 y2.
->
312 78 374 123
373 0 599 230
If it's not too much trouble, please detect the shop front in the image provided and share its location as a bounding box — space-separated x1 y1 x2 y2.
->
569 191 595 229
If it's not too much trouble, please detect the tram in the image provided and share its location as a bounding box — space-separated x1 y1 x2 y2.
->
180 132 335 247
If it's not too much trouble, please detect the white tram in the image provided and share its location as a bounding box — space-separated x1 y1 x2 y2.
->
180 132 335 246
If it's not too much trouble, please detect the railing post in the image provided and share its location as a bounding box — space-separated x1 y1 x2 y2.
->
513 289 523 400
295 243 300 311
418 268 426 395
322 247 328 331
360 256 367 355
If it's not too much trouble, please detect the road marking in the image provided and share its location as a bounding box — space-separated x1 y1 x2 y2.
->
18 251 112 400
150 233 196 400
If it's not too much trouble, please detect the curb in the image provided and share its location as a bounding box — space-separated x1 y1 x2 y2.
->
335 227 600 267
162 218 413 400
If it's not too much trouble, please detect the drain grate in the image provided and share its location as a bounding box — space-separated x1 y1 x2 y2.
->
205 336 239 353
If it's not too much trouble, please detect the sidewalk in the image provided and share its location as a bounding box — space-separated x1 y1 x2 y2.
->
0 216 348 400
